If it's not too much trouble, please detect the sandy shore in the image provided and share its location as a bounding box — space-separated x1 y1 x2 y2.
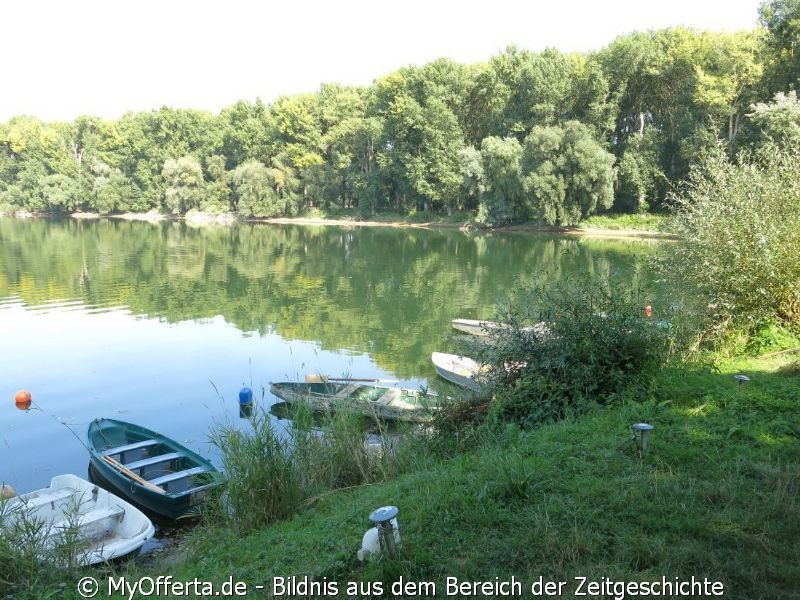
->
0 210 671 239
264 217 671 239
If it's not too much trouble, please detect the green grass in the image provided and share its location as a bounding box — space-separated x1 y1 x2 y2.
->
161 355 799 599
6 355 798 599
580 213 666 231
295 207 477 225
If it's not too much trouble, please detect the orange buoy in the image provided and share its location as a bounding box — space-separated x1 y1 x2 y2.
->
645 305 653 318
14 389 32 410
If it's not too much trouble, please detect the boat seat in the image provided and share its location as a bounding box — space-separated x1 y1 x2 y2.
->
50 505 124 533
335 383 361 398
149 466 208 488
102 439 159 458
171 481 218 499
378 388 401 403
19 487 76 510
125 452 181 471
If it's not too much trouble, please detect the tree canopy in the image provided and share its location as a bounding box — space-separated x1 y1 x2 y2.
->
1 4 796 225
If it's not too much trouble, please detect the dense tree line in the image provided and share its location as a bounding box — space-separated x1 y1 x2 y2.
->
2 1 800 226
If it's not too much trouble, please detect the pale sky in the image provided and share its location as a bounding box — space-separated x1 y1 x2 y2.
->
1 0 763 123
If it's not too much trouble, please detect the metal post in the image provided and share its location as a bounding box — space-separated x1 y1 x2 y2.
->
631 423 655 455
369 505 399 559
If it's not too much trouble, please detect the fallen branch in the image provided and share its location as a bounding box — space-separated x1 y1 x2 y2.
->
757 346 800 359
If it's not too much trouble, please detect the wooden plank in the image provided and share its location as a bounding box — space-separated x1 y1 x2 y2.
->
305 374 399 383
100 455 166 495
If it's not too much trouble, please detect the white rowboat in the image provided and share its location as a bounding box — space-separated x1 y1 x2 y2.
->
451 318 551 338
431 352 487 391
451 318 507 337
0 474 155 565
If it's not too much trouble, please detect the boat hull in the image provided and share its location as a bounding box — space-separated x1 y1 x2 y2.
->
431 352 485 391
1 474 155 565
87 418 222 521
451 318 505 337
269 381 438 423
451 318 550 338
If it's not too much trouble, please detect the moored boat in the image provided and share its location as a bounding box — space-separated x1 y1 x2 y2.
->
431 352 487 392
269 381 439 423
87 418 223 521
451 318 551 338
0 474 155 565
451 318 507 337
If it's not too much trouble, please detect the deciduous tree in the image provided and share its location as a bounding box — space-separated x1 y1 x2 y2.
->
163 156 205 214
522 122 615 225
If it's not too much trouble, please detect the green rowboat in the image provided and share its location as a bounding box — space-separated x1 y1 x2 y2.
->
269 381 439 423
87 418 223 521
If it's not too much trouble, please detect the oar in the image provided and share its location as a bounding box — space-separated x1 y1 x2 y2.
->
101 455 166 495
305 374 399 384
327 377 400 383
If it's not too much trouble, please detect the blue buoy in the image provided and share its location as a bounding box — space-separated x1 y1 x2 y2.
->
239 387 253 406
239 387 253 418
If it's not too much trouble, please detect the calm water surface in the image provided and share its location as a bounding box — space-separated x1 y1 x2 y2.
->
0 218 661 494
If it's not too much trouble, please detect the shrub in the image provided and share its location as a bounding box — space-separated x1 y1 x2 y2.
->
657 145 800 344
477 277 674 428
745 318 800 356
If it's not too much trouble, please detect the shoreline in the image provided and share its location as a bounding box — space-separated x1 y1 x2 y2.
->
0 211 673 240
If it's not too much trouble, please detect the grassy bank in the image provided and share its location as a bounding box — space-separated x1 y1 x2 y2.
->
3 354 798 598
578 213 666 232
102 354 798 600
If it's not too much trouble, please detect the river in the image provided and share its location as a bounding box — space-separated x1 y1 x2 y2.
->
0 217 661 495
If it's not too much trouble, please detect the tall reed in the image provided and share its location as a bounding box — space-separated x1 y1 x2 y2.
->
207 403 396 533
0 498 96 598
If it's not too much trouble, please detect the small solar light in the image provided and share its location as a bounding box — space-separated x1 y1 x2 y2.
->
631 423 655 455
369 505 400 559
734 374 750 390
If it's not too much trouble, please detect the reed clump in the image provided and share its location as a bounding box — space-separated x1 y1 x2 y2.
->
207 403 399 534
0 499 96 598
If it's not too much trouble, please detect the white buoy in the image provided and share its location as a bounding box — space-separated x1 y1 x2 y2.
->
1 483 16 499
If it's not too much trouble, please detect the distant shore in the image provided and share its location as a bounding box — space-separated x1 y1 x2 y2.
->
265 217 670 239
0 210 673 240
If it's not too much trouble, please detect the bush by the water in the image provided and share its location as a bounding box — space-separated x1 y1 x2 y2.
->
476 278 675 428
658 145 800 345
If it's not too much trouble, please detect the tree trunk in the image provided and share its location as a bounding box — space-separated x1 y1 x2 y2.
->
728 113 740 157
70 141 83 168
